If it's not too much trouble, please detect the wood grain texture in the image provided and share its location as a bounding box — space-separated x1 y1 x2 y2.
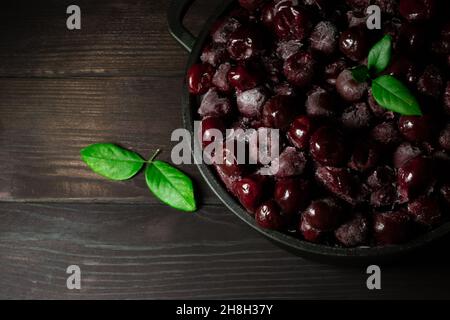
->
0 0 222 77
1 203 449 300
0 77 218 203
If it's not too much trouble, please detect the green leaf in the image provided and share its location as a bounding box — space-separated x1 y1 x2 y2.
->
372 75 422 116
351 65 371 83
145 160 197 212
80 143 144 181
368 35 392 74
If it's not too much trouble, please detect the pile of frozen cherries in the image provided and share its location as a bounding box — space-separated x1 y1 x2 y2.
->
187 0 450 247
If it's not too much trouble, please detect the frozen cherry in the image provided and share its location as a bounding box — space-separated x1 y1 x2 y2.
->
198 89 233 118
260 0 297 28
275 178 311 216
393 143 422 168
439 124 450 151
335 214 369 247
373 211 413 245
305 86 336 118
273 6 312 41
398 156 434 201
200 43 228 67
341 102 373 130
212 63 232 93
399 0 436 22
441 184 450 205
309 21 338 56
228 65 262 91
276 39 303 60
315 167 358 204
187 63 214 95
339 26 369 61
417 65 444 99
371 185 397 207
303 198 343 231
199 117 226 148
234 176 265 213
367 166 395 189
283 51 316 88
336 69 368 102
211 17 241 44
261 95 297 129
407 196 442 227
236 87 268 118
255 200 286 230
444 82 450 115
269 147 307 178
227 26 265 61
310 126 347 166
299 215 323 243
371 121 401 147
398 115 435 143
287 116 316 150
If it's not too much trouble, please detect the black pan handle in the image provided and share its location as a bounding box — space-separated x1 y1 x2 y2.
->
168 0 197 52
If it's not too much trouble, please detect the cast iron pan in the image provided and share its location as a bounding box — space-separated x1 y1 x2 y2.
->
167 0 450 263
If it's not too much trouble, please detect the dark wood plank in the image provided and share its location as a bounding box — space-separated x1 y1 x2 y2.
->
0 0 223 77
1 202 449 299
0 77 218 203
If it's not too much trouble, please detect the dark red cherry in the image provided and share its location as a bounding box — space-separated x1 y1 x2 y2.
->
200 43 228 67
370 185 397 207
398 156 434 201
299 215 323 243
273 6 312 41
393 143 422 168
187 63 214 95
275 178 311 215
212 63 232 93
315 167 358 204
199 117 226 148
341 102 373 130
287 116 316 150
227 26 265 61
255 200 286 230
398 115 435 143
261 0 297 28
234 176 265 213
310 126 347 166
303 198 343 231
339 26 369 62
399 0 436 22
216 145 243 177
335 214 369 247
348 141 380 172
336 69 368 102
367 166 395 189
261 95 297 129
371 121 401 147
373 211 413 245
398 23 426 53
283 51 316 88
228 65 262 91
238 0 265 11
444 82 450 115
324 59 347 86
407 196 442 227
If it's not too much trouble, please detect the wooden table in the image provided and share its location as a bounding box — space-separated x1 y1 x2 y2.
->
0 0 449 299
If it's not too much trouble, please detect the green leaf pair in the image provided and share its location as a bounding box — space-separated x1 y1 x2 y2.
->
351 34 422 116
81 143 197 212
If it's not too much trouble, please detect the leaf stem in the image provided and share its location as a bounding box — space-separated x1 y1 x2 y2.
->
148 149 162 163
